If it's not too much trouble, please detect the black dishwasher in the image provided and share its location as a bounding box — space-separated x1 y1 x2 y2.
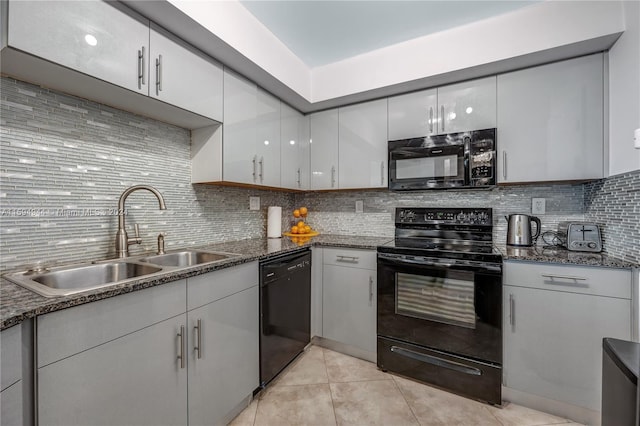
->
259 249 311 387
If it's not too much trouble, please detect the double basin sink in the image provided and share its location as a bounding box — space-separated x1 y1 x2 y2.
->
5 250 240 298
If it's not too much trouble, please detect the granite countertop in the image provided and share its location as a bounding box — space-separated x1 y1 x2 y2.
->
496 244 638 269
0 234 393 330
3 234 637 331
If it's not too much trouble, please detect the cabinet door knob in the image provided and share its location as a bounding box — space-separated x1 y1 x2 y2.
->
502 151 507 180
369 276 373 306
331 166 336 188
380 161 385 186
509 293 515 330
429 107 433 134
252 155 257 183
259 157 264 183
441 105 445 132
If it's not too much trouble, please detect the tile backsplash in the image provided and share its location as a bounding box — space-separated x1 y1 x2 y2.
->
1 77 638 270
585 170 640 263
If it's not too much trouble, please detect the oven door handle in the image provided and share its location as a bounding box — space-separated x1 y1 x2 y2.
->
378 254 453 268
378 253 502 274
390 346 482 376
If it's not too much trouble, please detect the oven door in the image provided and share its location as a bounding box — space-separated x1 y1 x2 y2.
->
377 253 502 365
388 140 466 190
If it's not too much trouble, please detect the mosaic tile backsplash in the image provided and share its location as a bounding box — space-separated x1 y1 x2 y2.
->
584 170 640 263
1 77 638 270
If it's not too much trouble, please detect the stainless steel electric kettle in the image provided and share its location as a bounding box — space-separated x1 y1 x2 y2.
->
506 214 541 246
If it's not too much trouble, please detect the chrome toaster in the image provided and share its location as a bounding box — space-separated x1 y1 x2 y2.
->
557 222 602 252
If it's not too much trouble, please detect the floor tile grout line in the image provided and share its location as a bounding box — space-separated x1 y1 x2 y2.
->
321 347 340 426
389 375 422 426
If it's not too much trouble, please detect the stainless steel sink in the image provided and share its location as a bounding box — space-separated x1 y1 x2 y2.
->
5 261 163 298
138 250 239 268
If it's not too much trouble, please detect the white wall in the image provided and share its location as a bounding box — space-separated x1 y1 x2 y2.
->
608 0 640 175
311 1 625 102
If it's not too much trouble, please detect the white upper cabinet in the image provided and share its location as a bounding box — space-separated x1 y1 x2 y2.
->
149 23 222 121
438 76 496 134
8 0 150 95
388 77 496 140
281 104 310 190
223 70 257 185
497 54 604 183
310 109 339 190
388 88 438 140
338 99 388 189
255 88 281 187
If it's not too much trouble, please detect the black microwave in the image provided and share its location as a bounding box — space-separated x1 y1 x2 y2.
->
388 128 496 190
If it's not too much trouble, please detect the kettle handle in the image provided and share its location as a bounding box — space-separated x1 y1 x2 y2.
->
531 216 542 240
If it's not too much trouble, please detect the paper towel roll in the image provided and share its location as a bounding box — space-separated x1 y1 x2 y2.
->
267 206 282 238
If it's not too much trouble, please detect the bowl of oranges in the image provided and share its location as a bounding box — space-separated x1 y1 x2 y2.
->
283 207 318 238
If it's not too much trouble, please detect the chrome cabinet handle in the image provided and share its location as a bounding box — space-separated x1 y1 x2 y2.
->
177 325 185 369
252 155 257 182
441 105 445 132
541 274 587 282
297 168 301 188
336 255 359 263
331 166 336 188
259 157 264 183
369 276 373 306
137 46 145 89
509 293 515 330
194 319 202 359
429 107 433 133
155 54 163 95
380 161 384 186
502 151 507 180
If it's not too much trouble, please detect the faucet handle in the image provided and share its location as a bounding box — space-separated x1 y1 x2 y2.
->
133 223 140 238
157 232 166 255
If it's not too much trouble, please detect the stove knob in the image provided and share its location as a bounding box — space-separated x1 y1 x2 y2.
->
587 242 597 249
476 212 490 224
456 212 466 222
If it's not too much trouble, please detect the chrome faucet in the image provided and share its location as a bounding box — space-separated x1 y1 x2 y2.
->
115 185 167 258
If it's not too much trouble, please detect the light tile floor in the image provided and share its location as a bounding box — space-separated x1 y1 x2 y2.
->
230 345 585 426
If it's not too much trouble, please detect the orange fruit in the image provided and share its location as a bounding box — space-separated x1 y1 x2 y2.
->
293 209 301 218
304 225 311 233
297 221 305 228
291 226 299 234
299 207 308 217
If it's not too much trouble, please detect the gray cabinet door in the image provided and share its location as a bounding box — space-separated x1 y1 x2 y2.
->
38 314 188 426
187 286 259 426
338 99 388 189
9 0 150 95
503 285 631 411
0 381 23 426
497 53 604 183
149 23 223 121
223 69 258 185
322 265 376 353
310 109 339 190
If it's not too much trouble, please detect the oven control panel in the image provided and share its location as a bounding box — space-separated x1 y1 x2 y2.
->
397 208 492 225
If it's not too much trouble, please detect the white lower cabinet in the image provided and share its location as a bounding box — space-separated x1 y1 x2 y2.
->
321 248 377 357
38 314 189 426
1 324 24 426
503 261 633 424
187 285 259 426
36 262 259 426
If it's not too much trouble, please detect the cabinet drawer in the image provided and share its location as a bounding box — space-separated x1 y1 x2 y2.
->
0 325 22 391
322 248 376 270
38 279 186 367
187 261 258 311
504 261 632 299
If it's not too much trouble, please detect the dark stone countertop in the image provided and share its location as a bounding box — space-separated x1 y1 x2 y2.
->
3 235 636 331
496 244 638 269
0 234 393 331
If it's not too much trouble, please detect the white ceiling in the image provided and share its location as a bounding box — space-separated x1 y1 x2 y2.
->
239 0 540 67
